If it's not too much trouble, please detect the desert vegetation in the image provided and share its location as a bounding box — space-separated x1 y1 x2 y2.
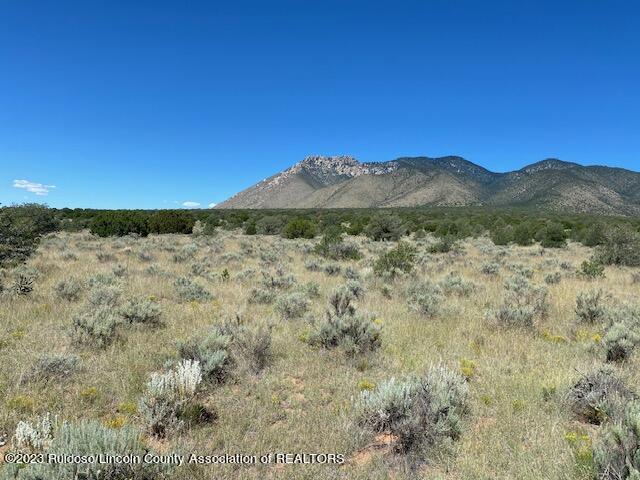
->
2 203 640 479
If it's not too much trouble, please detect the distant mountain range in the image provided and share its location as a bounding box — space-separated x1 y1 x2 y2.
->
217 155 640 215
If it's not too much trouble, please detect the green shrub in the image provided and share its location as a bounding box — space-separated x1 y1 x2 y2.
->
247 287 276 304
148 210 195 234
281 217 317 239
314 233 361 260
439 273 476 297
234 325 274 373
579 259 605 279
89 211 149 237
255 215 284 235
595 225 640 267
429 235 457 253
357 365 469 453
12 272 35 295
487 275 548 328
537 222 567 248
480 262 501 275
373 242 416 278
0 204 58 268
603 322 640 362
365 214 406 241
309 285 381 356
544 272 562 284
87 284 122 308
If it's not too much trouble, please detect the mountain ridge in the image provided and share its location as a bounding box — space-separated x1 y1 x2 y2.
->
217 155 640 215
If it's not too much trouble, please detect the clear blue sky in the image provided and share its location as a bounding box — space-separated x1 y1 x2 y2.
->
1 0 638 209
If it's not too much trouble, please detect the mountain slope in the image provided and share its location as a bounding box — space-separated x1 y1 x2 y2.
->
217 155 640 215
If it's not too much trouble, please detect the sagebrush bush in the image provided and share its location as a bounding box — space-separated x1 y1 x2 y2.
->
139 359 202 438
87 284 122 308
275 292 310 320
310 311 381 356
173 276 213 302
178 328 234 384
234 324 274 373
261 268 296 290
439 273 476 297
27 421 163 479
486 275 548 328
568 367 634 424
544 272 562 285
24 354 81 384
12 412 55 451
357 365 469 453
119 296 163 327
53 278 83 301
71 307 120 348
247 287 276 304
575 289 607 324
603 322 640 362
593 400 640 480
407 280 443 318
480 262 500 275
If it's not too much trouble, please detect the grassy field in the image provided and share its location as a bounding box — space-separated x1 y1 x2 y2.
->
1 229 638 479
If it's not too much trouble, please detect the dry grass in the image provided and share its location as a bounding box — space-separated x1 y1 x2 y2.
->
1 230 639 479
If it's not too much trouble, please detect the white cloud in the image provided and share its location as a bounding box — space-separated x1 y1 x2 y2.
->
13 179 56 196
208 202 217 208
182 201 201 208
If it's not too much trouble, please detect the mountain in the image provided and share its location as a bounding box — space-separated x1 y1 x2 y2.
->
217 155 640 215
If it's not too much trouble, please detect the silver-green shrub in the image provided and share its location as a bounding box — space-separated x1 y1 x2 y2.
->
24 354 81 384
119 296 163 327
275 292 310 320
173 276 213 302
139 359 202 438
357 365 469 453
71 306 120 348
575 289 608 324
407 281 443 318
177 328 234 384
53 278 83 301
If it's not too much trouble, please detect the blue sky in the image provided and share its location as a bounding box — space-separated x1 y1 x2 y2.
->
1 0 639 209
